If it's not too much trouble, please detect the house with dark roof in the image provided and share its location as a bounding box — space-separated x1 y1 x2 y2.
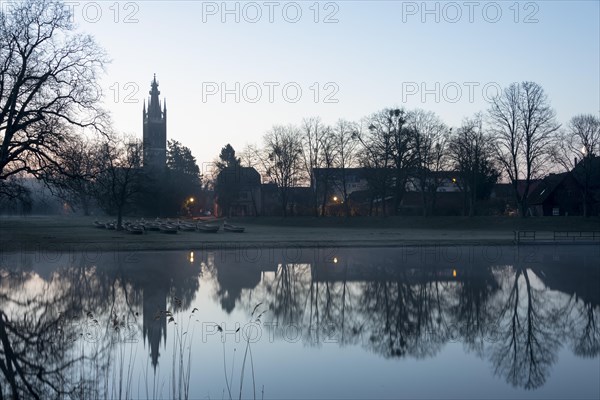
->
528 155 600 216
528 172 584 216
571 155 600 216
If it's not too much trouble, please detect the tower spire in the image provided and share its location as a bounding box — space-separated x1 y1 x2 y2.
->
148 74 161 119
143 74 167 170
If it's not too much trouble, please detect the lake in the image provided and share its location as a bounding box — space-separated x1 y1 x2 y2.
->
0 244 598 399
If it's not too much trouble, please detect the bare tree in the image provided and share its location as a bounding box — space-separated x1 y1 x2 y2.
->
551 114 600 216
331 119 358 216
356 112 395 216
238 143 266 215
263 125 303 217
0 0 109 184
569 114 600 158
239 144 264 174
489 82 560 217
42 136 98 215
448 114 498 216
300 117 325 216
314 126 337 216
388 109 417 214
408 109 449 216
93 136 144 229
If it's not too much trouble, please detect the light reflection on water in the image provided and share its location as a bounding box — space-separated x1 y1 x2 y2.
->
0 245 598 399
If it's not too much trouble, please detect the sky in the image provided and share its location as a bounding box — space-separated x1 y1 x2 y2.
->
50 0 600 170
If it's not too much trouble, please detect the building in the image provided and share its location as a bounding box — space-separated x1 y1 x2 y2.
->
405 170 462 193
490 180 542 215
528 155 600 216
572 155 600 215
312 167 463 215
312 168 370 199
143 74 167 170
527 173 582 216
311 168 370 215
215 166 262 216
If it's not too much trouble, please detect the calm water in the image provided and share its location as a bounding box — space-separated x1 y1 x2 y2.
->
0 245 598 399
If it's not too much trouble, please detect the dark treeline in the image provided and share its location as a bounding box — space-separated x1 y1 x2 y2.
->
1 1 598 221
0 0 207 226
219 93 598 217
43 136 205 227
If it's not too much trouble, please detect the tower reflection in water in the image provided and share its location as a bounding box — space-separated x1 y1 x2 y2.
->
0 245 597 398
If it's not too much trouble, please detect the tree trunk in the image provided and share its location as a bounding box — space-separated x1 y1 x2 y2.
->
519 201 528 218
320 177 329 217
81 196 91 216
430 191 437 216
469 172 477 217
421 191 428 217
380 186 387 216
342 175 350 217
117 208 123 230
281 190 288 217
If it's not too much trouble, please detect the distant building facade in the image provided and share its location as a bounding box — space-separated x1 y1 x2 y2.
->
215 166 262 216
312 167 463 215
312 168 370 199
143 75 167 170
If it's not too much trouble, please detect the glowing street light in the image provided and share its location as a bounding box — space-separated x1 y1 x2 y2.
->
185 197 195 218
333 196 338 202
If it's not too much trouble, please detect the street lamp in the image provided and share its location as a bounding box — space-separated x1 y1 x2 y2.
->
185 197 195 217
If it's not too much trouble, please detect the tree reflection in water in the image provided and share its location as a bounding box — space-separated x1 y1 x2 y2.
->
488 265 560 389
0 251 201 399
217 246 599 390
0 245 598 398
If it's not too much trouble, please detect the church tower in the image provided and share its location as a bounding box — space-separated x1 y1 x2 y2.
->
143 74 167 170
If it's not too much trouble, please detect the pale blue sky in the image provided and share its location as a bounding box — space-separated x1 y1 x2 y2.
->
72 0 599 167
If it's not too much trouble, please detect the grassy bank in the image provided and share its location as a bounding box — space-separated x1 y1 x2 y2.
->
0 215 599 251
229 215 600 230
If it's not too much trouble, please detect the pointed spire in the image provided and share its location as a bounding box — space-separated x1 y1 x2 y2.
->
148 74 161 119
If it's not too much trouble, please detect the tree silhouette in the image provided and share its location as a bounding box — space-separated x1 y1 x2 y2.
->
0 0 108 183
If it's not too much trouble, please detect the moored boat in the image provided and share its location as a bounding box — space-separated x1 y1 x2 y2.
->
178 222 196 231
159 224 178 234
223 223 245 233
127 225 145 234
196 223 220 233
144 222 161 231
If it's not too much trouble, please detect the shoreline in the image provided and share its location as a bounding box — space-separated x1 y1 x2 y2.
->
2 216 599 252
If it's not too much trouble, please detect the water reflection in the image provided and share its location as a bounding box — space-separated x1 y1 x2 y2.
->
0 251 201 398
0 245 598 398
